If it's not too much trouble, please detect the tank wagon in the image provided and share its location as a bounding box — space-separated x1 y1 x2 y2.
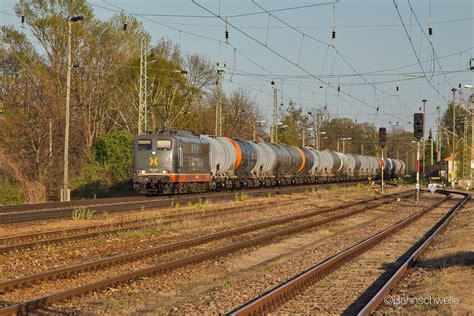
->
133 129 404 194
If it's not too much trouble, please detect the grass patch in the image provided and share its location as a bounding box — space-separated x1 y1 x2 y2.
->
234 192 248 202
194 198 209 211
72 206 94 220
46 244 54 256
125 228 162 239
223 279 232 290
102 211 110 221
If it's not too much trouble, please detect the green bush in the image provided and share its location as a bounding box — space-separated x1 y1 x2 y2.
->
72 131 133 199
0 183 24 205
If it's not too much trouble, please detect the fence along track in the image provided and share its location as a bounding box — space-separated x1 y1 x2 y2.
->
228 193 456 315
0 181 371 224
0 192 410 314
0 197 309 254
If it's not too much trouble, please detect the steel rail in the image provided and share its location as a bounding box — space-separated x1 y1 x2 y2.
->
0 181 371 224
228 194 452 315
0 191 406 293
0 192 410 314
0 196 146 213
358 190 470 315
0 197 308 253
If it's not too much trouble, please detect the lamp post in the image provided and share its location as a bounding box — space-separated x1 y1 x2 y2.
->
253 120 266 142
320 136 328 149
451 88 457 185
422 99 427 179
339 137 352 153
62 15 83 202
463 84 474 188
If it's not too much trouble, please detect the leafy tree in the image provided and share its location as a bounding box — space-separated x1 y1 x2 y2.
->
72 131 133 198
278 101 308 146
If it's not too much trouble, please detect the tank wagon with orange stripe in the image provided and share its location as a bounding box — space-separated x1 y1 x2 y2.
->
132 129 404 194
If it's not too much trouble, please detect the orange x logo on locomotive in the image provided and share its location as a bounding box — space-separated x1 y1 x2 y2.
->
148 157 159 167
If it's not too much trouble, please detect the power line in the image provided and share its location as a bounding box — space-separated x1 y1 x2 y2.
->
108 1 336 19
251 0 414 119
95 0 349 114
406 0 454 90
193 1 409 124
392 0 449 103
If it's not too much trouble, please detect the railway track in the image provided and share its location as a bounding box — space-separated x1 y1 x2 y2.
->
228 190 469 315
0 190 410 314
0 197 309 254
0 181 375 224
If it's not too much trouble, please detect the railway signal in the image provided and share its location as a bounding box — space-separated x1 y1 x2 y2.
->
379 127 386 147
379 127 386 193
414 113 423 139
414 113 423 201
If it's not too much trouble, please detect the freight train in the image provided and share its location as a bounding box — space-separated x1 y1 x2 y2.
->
132 129 405 194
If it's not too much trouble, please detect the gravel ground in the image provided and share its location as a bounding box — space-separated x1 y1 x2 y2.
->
30 186 420 314
0 187 378 280
0 186 385 309
376 196 474 315
277 197 459 314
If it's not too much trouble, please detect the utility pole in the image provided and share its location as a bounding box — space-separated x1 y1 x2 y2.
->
451 88 457 183
430 130 434 165
414 113 423 201
270 80 278 143
308 110 318 149
361 143 364 155
62 15 83 202
138 37 147 135
416 140 420 201
422 99 427 179
406 151 409 174
379 127 386 193
463 115 468 178
49 119 53 159
436 105 441 161
215 66 225 136
471 95 474 188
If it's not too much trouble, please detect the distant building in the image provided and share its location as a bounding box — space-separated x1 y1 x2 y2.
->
444 154 458 182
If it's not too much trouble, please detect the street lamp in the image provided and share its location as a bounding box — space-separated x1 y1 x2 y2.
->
253 120 266 142
338 137 352 153
62 14 83 202
451 88 457 185
422 99 427 178
301 127 313 146
320 136 328 149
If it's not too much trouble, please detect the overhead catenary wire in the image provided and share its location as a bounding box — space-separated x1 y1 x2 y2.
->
251 0 414 115
392 0 449 104
192 1 409 124
407 0 453 89
93 1 320 109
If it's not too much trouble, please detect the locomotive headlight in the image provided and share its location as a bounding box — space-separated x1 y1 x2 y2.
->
141 170 146 174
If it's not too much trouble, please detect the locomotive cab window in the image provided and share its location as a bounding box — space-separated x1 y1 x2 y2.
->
157 140 172 151
137 140 152 150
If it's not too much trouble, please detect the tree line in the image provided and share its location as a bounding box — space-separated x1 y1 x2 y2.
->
0 0 467 204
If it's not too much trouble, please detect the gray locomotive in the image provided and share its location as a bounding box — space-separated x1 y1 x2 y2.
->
132 129 405 194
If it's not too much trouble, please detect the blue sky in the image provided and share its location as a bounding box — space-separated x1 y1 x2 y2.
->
1 0 473 134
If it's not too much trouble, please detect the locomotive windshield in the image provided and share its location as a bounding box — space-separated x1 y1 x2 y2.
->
157 140 172 150
137 139 152 150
